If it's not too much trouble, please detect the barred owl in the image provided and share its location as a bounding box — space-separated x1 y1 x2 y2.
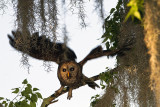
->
8 30 131 99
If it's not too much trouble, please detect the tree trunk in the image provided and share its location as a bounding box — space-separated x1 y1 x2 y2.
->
144 0 160 106
95 18 156 107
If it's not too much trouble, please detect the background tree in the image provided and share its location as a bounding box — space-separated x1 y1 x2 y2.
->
144 0 160 106
94 0 160 107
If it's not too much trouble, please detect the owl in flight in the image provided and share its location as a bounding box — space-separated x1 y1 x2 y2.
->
8 31 131 99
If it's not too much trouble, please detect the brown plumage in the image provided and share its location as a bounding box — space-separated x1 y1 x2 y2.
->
57 61 99 99
8 30 132 100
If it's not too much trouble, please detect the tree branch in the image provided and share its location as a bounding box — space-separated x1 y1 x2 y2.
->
41 67 119 107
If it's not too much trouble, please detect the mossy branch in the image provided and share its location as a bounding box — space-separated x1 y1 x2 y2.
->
41 67 119 107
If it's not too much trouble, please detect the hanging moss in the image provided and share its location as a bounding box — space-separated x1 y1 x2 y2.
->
93 1 156 107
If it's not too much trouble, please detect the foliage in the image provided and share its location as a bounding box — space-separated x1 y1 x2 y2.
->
91 0 146 106
99 68 118 90
90 68 118 107
125 0 144 21
101 0 123 50
90 94 100 107
0 79 42 107
90 1 124 106
91 0 144 106
102 0 144 50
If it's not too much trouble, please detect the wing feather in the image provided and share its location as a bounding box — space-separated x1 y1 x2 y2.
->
79 40 133 66
8 31 77 64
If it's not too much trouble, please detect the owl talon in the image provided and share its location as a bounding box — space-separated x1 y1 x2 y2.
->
67 88 72 100
67 94 72 100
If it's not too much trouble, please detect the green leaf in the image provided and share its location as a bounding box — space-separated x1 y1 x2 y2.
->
0 97 4 100
101 84 105 89
127 0 135 7
124 7 133 21
25 86 32 94
2 101 6 104
36 92 43 99
90 94 100 107
20 100 30 107
95 94 100 98
9 102 14 107
110 8 115 14
21 87 32 98
27 84 32 89
134 11 141 20
22 79 28 84
125 0 143 22
12 88 19 94
105 42 110 50
14 102 20 107
102 37 108 43
25 94 31 100
112 104 116 107
31 94 38 102
5 103 8 107
33 88 39 91
30 101 36 107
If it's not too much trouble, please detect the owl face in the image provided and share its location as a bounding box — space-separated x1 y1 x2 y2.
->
58 61 82 86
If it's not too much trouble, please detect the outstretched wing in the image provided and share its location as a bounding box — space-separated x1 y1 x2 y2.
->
79 40 133 66
8 30 77 64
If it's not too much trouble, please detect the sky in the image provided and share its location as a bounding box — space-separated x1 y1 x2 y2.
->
0 0 117 107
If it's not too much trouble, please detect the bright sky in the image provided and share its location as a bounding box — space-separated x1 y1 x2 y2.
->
0 1 117 107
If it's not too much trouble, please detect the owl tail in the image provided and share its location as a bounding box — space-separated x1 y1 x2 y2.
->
83 76 100 89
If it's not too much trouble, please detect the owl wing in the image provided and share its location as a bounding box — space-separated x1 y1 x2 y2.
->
79 40 133 66
8 30 77 64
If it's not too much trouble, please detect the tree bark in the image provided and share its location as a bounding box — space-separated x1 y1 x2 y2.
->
144 0 160 106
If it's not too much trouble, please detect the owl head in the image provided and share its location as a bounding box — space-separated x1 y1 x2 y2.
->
57 61 82 87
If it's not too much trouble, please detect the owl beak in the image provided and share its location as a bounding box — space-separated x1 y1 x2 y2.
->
67 71 70 78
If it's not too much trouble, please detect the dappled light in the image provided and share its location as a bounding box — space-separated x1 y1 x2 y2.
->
144 1 160 105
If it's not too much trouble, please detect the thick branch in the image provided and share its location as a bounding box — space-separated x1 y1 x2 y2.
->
41 67 119 107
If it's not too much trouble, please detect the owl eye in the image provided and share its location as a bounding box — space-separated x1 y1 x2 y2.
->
70 67 74 71
62 68 66 72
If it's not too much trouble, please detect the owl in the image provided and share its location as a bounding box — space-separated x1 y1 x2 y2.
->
8 30 131 99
